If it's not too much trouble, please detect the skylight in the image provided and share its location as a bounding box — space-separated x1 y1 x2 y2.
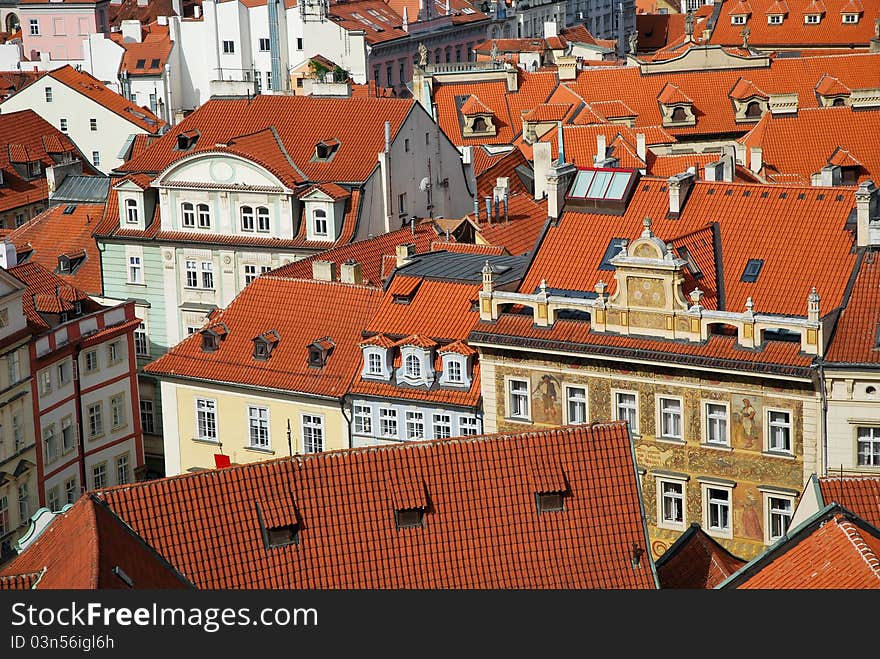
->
598 237 627 271
63 204 77 215
677 245 703 279
568 168 633 200
150 58 160 68
741 259 764 283
135 58 146 69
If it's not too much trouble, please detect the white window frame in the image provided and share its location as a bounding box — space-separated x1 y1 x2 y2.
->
701 482 733 539
564 385 588 425
201 261 214 289
128 254 143 284
84 349 98 373
181 202 195 228
61 415 75 453
458 415 478 436
766 408 792 454
87 402 104 438
107 340 121 365
31 19 40 35
804 13 820 24
761 490 795 544
248 405 270 449
703 401 730 447
767 14 783 24
731 14 746 25
405 410 425 440
507 377 531 421
432 413 452 439
64 477 77 504
195 398 218 442
301 414 324 453
43 423 58 464
222 40 235 53
256 207 270 232
134 322 149 357
91 151 100 167
842 13 859 24
353 404 372 435
197 203 211 229
313 208 328 237
125 198 139 224
140 399 155 434
379 408 398 438
365 350 384 377
39 369 52 395
444 357 464 384
856 426 880 467
92 461 108 489
240 205 255 232
655 475 687 531
613 390 639 435
404 353 422 379
59 118 68 132
116 453 130 485
185 260 198 288
657 395 683 441
47 486 60 512
110 392 126 429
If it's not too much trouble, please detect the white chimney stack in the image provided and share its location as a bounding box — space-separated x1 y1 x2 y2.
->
340 260 364 284
312 260 337 281
667 171 696 217
749 146 762 174
595 134 607 164
856 180 878 247
0 241 17 269
121 19 142 43
395 244 416 268
636 133 646 163
533 142 552 200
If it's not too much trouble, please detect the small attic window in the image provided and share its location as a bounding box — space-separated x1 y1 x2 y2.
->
58 255 70 273
313 139 340 161
395 507 424 529
175 130 199 151
677 245 703 279
307 336 335 368
201 332 218 352
151 58 160 68
266 523 300 548
253 330 281 361
536 491 565 513
741 258 764 283
671 106 688 122
62 204 77 215
135 58 146 69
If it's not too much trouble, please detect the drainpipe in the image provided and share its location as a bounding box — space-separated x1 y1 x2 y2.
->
73 345 87 492
339 393 353 449
817 362 828 478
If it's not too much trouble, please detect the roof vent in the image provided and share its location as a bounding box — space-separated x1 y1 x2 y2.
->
531 461 568 513
391 476 427 530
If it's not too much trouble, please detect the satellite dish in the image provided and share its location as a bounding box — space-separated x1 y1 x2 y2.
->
419 177 431 191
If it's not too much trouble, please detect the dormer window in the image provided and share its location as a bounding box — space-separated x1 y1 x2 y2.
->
200 322 228 352
58 255 70 273
367 352 382 375
671 107 687 122
313 209 328 236
805 13 821 23
404 354 421 379
27 161 42 179
313 138 340 161
175 130 199 151
438 342 475 387
745 101 763 118
125 198 138 224
391 475 427 529
202 333 218 352
768 13 783 23
307 336 334 368
266 524 300 547
446 359 462 383
253 330 281 361
257 496 301 548
842 13 858 23
732 14 747 24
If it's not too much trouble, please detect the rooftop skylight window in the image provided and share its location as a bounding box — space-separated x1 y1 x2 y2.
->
598 237 628 271
741 258 764 283
568 168 633 200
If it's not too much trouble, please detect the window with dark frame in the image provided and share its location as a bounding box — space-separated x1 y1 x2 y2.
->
536 491 564 513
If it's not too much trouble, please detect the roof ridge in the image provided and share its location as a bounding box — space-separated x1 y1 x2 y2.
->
95 421 631 493
836 516 880 582
259 275 380 291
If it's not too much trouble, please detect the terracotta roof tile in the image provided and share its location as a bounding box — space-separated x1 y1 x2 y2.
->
0 496 189 589
460 94 493 116
710 0 879 48
815 73 851 95
85 422 657 588
0 571 42 590
8 262 92 329
657 82 693 105
522 103 572 122
348 364 482 407
729 77 769 100
302 182 350 200
818 476 880 527
655 524 747 589
8 203 105 294
438 339 477 356
145 277 382 398
637 13 687 51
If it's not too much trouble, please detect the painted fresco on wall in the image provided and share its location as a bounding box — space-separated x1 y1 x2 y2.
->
735 487 764 542
732 394 761 450
531 373 562 425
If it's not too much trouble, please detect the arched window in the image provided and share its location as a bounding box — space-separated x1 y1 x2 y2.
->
405 354 421 378
240 205 254 231
197 203 210 228
671 106 687 122
472 116 488 132
832 97 846 107
125 198 138 224
181 202 195 227
257 206 270 232
313 208 328 236
745 101 762 118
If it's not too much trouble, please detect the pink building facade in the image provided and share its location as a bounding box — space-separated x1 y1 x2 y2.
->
19 0 110 63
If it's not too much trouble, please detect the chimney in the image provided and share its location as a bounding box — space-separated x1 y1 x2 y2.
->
855 180 878 248
120 19 142 43
818 164 842 187
473 195 480 222
484 197 492 223
704 160 724 182
395 243 416 268
595 134 607 164
0 240 17 269
749 146 762 174
340 260 364 284
137 0 148 6
543 20 558 38
636 133 646 163
311 260 337 281
532 141 552 200
493 177 509 201
667 171 696 217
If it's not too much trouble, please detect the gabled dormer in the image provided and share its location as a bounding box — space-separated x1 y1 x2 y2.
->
804 0 825 23
437 340 476 388
359 333 395 380
394 335 437 387
657 84 696 127
175 129 200 151
299 183 349 242
57 249 86 276
840 0 862 24
730 78 769 122
765 0 788 24
459 95 497 138
251 329 280 361
307 335 334 368
200 322 229 352
815 74 851 107
312 138 340 162
729 0 752 24
114 174 155 231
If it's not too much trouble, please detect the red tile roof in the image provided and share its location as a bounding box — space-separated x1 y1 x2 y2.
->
737 106 880 184
349 362 482 406
8 262 93 329
460 94 493 116
729 77 769 100
520 178 859 317
637 13 687 51
0 496 190 589
655 524 747 589
815 73 851 95
87 422 657 588
657 82 694 105
118 24 173 76
522 103 572 122
118 95 414 185
818 476 880 527
144 276 383 398
0 109 87 213
726 509 880 589
0 572 42 590
8 203 105 294
471 146 517 176
710 0 880 48
38 66 165 134
565 53 880 137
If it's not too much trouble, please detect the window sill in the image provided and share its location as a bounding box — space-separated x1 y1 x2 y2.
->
505 417 533 425
762 450 796 460
192 437 220 446
88 433 105 442
700 442 733 452
111 424 127 432
244 446 274 455
658 521 687 532
704 528 733 541
127 281 147 287
656 436 686 445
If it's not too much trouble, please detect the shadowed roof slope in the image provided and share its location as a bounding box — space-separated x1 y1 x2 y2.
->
92 422 657 589
655 523 747 589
